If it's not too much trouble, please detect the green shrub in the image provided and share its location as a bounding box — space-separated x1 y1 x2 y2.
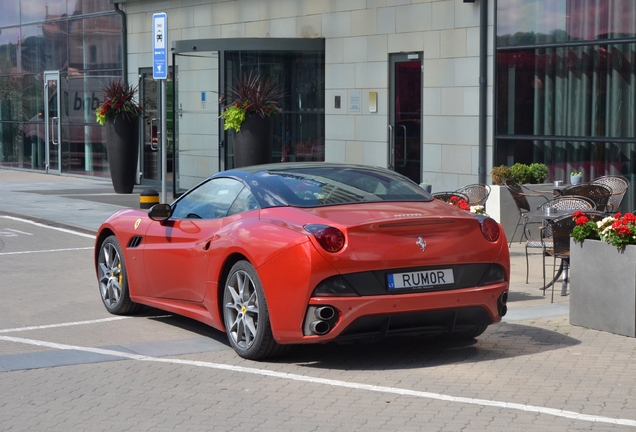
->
529 163 548 184
490 165 511 185
509 163 532 184
491 162 549 185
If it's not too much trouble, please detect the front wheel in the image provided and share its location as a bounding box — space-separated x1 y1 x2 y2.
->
97 235 142 315
223 261 284 360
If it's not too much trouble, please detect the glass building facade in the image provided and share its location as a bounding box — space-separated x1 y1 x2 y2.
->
0 0 122 176
496 0 636 211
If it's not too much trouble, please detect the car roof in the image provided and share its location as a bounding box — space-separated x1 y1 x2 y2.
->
207 163 431 208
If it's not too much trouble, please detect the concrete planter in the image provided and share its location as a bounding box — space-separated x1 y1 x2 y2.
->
570 239 636 337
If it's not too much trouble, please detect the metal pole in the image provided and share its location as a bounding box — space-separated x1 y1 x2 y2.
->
161 79 167 203
478 0 488 185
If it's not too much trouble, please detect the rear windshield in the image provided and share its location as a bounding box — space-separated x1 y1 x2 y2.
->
258 167 432 207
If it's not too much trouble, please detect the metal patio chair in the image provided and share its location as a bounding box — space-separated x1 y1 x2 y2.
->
543 211 605 303
503 179 550 246
590 175 629 213
432 191 469 203
455 184 491 208
524 196 595 288
560 183 612 213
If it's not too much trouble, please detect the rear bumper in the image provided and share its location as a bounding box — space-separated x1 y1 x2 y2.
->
275 282 508 344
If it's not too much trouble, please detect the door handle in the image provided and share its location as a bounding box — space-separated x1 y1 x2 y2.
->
387 125 394 170
51 117 59 146
399 124 407 167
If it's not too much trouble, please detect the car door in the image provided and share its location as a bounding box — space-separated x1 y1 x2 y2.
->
143 178 246 302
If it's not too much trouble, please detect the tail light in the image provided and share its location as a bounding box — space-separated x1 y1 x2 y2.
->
304 224 345 252
479 217 500 242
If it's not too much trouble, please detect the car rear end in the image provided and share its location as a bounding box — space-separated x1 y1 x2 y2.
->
272 200 509 344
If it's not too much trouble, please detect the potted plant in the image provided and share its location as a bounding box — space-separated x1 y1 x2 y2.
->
570 211 636 337
570 171 583 185
221 72 282 168
96 79 143 194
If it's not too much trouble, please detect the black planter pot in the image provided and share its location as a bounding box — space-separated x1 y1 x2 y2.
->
106 115 139 194
233 114 273 168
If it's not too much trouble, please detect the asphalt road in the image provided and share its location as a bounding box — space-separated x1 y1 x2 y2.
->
2 214 636 431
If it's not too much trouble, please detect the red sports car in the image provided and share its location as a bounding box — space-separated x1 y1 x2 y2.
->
95 163 509 360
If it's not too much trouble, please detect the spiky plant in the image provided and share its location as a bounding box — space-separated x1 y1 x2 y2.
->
221 71 282 132
96 79 143 126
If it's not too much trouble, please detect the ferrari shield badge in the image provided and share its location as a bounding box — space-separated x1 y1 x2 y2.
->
134 218 142 230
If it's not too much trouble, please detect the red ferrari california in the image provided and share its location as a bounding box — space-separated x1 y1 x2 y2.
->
95 163 509 360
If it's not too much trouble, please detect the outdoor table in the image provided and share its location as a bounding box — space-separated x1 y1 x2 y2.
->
526 209 575 296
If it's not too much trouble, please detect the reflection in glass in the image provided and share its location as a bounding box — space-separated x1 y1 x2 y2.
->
496 43 636 139
497 0 636 47
0 27 20 74
67 0 111 15
0 0 19 27
21 22 69 73
69 16 122 71
21 0 66 24
0 76 22 122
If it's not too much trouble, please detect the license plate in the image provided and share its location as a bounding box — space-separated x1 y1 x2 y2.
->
387 269 454 290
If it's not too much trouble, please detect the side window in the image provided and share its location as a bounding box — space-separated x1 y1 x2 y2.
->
171 178 245 219
227 187 260 216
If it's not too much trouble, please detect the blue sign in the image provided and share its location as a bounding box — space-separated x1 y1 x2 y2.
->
153 13 167 79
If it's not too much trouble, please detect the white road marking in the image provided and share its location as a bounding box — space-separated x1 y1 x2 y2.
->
0 215 95 239
0 247 94 256
1 334 634 427
0 316 131 333
0 228 33 236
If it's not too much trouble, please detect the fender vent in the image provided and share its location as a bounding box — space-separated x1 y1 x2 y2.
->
128 236 143 248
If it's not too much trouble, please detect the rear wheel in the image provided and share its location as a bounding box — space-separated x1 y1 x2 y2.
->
223 261 284 360
97 235 142 315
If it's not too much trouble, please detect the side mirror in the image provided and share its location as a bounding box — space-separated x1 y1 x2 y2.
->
148 203 172 221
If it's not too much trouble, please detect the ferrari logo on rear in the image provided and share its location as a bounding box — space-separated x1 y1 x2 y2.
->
416 237 427 251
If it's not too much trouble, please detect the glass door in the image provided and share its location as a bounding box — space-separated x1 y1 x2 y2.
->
44 71 61 173
139 70 174 186
389 53 422 183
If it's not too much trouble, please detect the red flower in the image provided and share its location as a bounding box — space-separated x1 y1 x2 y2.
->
576 216 589 225
617 225 632 236
100 109 105 115
622 213 636 223
449 196 459 203
572 210 585 218
115 103 122 110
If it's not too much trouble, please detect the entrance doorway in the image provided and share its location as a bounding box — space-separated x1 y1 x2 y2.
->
44 71 61 173
388 53 422 183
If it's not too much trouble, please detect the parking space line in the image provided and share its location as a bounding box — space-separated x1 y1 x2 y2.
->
0 247 94 256
1 334 634 427
0 215 95 239
0 316 131 334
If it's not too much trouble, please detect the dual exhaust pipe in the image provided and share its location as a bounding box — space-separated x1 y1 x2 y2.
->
305 306 337 336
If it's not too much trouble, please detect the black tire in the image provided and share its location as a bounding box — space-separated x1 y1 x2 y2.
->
223 261 285 360
449 325 488 341
97 235 142 315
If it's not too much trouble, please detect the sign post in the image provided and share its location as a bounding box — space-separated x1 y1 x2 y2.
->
153 12 168 203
